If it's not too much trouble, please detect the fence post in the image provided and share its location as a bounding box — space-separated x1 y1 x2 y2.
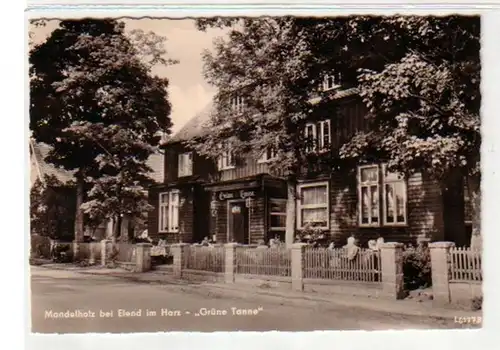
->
429 241 455 304
72 241 80 262
380 242 405 299
291 243 307 292
100 239 111 266
89 243 96 265
172 243 189 278
135 243 153 273
224 243 239 283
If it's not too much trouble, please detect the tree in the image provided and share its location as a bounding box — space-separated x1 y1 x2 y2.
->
30 19 176 243
330 16 480 248
30 175 76 241
191 18 320 245
193 16 480 247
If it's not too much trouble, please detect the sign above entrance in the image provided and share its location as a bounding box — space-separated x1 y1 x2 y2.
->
217 189 258 201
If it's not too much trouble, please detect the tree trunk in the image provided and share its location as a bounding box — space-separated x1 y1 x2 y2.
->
74 177 84 243
468 173 481 251
285 179 297 246
127 217 135 242
113 215 122 244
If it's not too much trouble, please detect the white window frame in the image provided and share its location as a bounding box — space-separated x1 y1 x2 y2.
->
177 152 193 177
230 96 245 113
217 149 235 171
158 190 179 233
305 123 317 153
381 164 407 226
269 199 287 231
322 72 341 91
318 120 331 151
357 164 408 227
358 164 381 227
258 147 277 164
296 181 329 230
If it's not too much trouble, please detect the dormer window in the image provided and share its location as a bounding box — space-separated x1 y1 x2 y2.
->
322 72 342 91
230 96 245 113
178 152 193 177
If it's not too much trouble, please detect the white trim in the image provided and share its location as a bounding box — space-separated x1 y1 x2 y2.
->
218 149 236 171
296 181 329 230
257 148 277 164
322 73 341 91
318 120 331 151
381 164 408 226
230 95 245 113
357 164 381 228
305 122 317 153
158 190 180 233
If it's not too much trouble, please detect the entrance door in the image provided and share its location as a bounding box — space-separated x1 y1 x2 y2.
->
228 201 249 244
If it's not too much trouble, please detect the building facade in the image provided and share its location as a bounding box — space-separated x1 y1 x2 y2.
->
148 81 472 247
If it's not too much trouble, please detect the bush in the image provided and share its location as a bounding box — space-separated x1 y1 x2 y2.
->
471 296 483 311
402 244 432 290
51 243 73 263
30 235 52 259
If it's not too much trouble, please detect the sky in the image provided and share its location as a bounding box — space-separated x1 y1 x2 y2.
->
30 19 228 134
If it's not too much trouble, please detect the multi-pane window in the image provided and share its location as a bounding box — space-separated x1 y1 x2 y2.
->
178 152 193 177
217 149 235 170
358 165 380 226
305 123 317 153
297 182 329 229
258 148 277 163
159 190 179 233
322 72 342 91
230 96 245 113
358 164 407 227
269 199 287 232
382 165 407 225
305 121 331 153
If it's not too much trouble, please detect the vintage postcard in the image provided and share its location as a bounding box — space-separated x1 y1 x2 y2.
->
27 9 486 339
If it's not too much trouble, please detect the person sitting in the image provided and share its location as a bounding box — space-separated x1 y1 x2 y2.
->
200 236 211 247
343 236 360 261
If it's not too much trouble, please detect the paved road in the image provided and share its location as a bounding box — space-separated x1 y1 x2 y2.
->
30 266 463 333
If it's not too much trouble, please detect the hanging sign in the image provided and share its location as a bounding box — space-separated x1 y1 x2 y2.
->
231 206 242 214
245 197 252 208
210 200 217 210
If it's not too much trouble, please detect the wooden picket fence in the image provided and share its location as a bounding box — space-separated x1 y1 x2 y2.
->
185 245 225 273
449 247 482 282
304 247 382 282
235 246 292 277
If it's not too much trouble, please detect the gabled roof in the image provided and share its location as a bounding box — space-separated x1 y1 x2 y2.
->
29 139 164 186
30 139 75 186
166 102 215 144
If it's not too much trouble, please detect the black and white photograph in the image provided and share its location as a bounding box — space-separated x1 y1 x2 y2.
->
27 14 482 334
